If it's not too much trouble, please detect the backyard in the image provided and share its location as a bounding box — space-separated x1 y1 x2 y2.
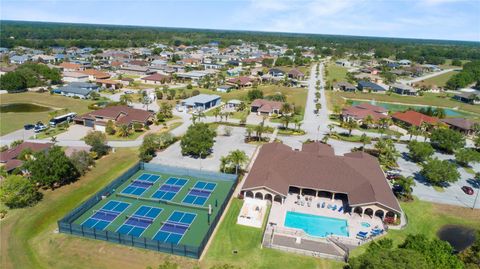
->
415 70 460 88
325 63 348 85
0 92 93 135
326 91 480 116
351 198 480 256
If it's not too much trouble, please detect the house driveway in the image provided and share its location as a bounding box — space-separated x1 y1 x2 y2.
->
150 126 257 172
55 125 92 141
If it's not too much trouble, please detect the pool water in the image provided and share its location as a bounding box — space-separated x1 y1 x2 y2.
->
284 211 349 237
361 222 371 228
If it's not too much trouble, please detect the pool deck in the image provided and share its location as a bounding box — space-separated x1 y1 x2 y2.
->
267 194 384 244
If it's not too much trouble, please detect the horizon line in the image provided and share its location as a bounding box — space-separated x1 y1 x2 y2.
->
2 19 479 44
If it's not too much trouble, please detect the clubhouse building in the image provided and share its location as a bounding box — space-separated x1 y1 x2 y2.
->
241 142 403 223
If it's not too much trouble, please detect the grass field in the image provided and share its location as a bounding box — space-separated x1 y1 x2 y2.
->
326 91 480 116
351 198 480 256
325 63 348 84
71 169 234 247
415 70 460 88
203 199 344 269
0 92 93 135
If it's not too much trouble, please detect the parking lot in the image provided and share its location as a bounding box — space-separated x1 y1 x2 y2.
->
395 143 479 209
150 126 257 171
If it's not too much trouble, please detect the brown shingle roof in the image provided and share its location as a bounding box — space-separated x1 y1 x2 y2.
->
142 73 170 82
0 142 53 163
251 99 283 113
242 143 402 213
76 105 154 125
441 118 475 131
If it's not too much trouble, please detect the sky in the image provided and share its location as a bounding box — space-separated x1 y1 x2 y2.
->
1 0 479 41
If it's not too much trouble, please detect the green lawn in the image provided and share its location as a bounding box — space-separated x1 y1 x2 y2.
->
0 92 93 135
106 130 145 141
350 198 480 256
203 199 344 269
325 63 348 84
415 70 460 88
326 91 480 116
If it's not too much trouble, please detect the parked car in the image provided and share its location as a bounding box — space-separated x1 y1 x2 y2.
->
387 174 402 180
124 90 134 94
24 124 35 130
34 122 47 133
461 186 474 195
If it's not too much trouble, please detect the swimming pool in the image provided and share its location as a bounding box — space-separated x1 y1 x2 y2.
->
284 211 349 237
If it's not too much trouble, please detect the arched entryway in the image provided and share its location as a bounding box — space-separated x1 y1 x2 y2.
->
364 208 374 217
354 206 363 216
274 195 283 204
255 192 263 199
375 209 385 220
264 193 273 202
245 191 254 198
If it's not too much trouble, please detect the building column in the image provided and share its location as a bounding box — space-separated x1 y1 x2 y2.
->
331 192 335 201
394 214 398 222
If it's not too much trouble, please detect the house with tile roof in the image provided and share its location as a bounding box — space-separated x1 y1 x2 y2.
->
391 110 439 128
250 99 288 116
341 103 388 126
0 142 53 172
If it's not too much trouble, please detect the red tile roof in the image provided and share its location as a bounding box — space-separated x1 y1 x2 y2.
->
81 69 111 79
59 62 81 70
392 110 439 127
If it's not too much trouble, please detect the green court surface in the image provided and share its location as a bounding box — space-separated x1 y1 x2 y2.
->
72 169 234 247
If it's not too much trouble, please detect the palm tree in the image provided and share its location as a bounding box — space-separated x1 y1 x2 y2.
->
281 115 292 129
280 102 292 115
394 175 416 200
228 150 249 175
213 107 221 121
327 124 335 135
343 119 358 136
117 124 131 137
254 124 265 141
359 133 371 151
407 126 417 141
119 93 133 105
245 126 253 141
363 115 374 129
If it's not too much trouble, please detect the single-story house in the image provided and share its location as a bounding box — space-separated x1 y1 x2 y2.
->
74 105 155 131
392 110 439 128
10 55 30 64
59 62 83 72
181 94 221 112
176 71 210 81
63 71 89 83
227 76 253 88
142 73 171 84
119 65 150 75
357 81 386 93
0 142 53 172
96 79 122 90
441 118 477 136
453 91 480 105
390 83 418 96
226 99 243 109
398 59 411 66
241 142 403 221
333 82 356 92
268 68 285 77
216 85 234 93
288 68 305 80
342 103 388 126
53 82 99 99
80 69 111 80
251 99 285 116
